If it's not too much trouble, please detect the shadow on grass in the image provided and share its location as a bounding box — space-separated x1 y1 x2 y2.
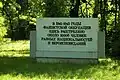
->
0 50 29 54
0 56 113 79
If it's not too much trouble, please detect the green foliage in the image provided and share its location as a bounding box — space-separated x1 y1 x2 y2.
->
80 0 95 17
43 0 69 17
0 26 7 40
0 16 7 41
0 1 3 8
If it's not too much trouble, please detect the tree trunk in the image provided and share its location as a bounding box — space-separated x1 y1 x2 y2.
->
70 0 80 17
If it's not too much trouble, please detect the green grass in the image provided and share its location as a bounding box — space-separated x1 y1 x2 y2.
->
0 40 29 57
0 40 120 80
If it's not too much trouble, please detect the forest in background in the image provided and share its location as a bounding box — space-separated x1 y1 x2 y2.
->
0 0 120 57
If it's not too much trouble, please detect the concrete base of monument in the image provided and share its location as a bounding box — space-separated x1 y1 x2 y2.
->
36 57 98 64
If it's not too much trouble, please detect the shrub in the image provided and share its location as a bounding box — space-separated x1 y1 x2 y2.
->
0 17 7 41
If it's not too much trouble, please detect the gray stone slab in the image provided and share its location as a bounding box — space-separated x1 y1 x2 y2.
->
98 31 105 58
36 50 98 59
36 58 98 64
30 31 36 58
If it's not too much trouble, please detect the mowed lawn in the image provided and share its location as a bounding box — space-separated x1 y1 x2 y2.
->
0 40 120 80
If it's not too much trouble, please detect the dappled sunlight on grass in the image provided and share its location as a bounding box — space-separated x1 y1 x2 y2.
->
0 49 29 57
0 40 120 79
0 40 29 51
0 40 29 57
